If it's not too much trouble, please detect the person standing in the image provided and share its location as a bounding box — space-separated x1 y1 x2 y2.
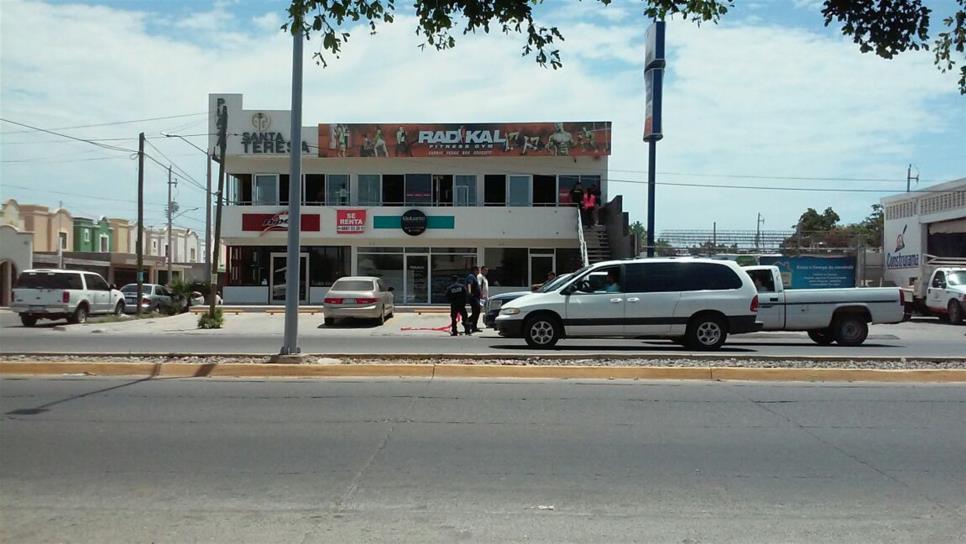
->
477 266 490 302
582 190 598 227
570 181 585 216
445 275 470 336
465 265 482 334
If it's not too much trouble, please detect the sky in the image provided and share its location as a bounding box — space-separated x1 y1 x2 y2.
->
1 0 964 238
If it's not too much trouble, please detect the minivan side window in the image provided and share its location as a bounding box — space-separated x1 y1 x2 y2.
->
682 263 743 291
624 263 681 293
577 266 623 293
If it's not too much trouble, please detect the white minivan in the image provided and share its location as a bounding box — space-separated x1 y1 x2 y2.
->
495 258 761 350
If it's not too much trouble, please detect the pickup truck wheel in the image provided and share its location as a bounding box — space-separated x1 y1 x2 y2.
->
524 315 561 348
114 301 125 316
948 300 964 325
832 315 868 346
807 329 834 346
685 315 727 351
20 315 37 327
68 304 88 325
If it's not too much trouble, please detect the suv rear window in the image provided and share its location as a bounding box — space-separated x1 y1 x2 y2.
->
331 280 375 291
15 272 83 290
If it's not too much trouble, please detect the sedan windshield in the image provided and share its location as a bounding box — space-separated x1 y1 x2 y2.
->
331 280 375 291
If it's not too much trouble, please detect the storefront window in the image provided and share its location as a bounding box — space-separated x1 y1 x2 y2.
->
405 174 432 205
484 247 528 287
327 174 350 206
229 245 349 287
304 175 324 205
254 175 278 205
454 175 477 206
307 246 350 286
430 253 477 303
357 252 405 294
359 175 381 206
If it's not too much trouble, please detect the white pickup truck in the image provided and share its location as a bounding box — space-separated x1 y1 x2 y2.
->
918 267 966 324
744 266 905 346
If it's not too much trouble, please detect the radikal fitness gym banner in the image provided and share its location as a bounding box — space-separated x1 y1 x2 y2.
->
317 123 612 158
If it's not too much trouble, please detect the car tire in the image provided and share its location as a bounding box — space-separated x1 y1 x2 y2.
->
68 304 88 325
524 315 561 348
685 314 727 351
831 315 868 346
377 306 386 326
114 301 125 316
948 300 964 325
324 317 336 327
20 314 37 327
807 329 835 345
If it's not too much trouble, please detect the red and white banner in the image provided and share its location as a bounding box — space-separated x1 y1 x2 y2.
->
318 122 611 158
241 211 321 234
336 209 367 234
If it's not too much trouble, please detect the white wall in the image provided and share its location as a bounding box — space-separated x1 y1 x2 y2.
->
223 286 268 304
0 224 33 273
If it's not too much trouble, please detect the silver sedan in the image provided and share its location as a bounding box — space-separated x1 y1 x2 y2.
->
322 276 395 326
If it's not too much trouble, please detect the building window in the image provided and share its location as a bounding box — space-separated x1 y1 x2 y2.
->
454 175 477 206
484 175 507 206
307 246 351 286
382 175 404 206
359 175 381 205
254 174 278 205
327 174 350 206
229 174 253 205
533 175 557 206
164 244 169 257
83 230 91 243
99 235 109 253
59 232 67 249
405 174 432 205
433 175 453 206
508 175 531 207
190 248 196 262
304 175 324 205
484 247 528 287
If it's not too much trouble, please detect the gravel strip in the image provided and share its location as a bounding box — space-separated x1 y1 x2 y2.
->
1 354 964 370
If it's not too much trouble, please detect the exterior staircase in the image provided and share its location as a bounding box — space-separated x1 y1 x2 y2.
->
583 225 611 264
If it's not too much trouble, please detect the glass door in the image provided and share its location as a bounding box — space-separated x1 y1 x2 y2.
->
530 252 554 286
403 254 429 304
270 252 309 304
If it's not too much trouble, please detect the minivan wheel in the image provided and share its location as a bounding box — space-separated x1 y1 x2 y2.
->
68 304 88 325
20 314 37 327
832 315 868 346
807 329 834 345
524 316 560 348
685 315 727 350
948 300 963 325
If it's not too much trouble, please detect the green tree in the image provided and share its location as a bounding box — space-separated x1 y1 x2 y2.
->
286 0 966 93
794 207 841 233
630 221 645 240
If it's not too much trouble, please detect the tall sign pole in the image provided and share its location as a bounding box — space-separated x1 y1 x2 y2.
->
280 27 304 356
136 132 145 317
643 20 666 257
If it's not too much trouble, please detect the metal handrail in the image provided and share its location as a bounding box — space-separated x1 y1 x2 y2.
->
924 254 966 266
576 206 589 267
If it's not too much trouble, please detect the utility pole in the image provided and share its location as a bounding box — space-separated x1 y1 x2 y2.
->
280 27 304 356
136 133 145 317
57 201 64 269
166 166 177 284
906 164 919 193
209 105 228 317
205 149 212 280
755 213 764 251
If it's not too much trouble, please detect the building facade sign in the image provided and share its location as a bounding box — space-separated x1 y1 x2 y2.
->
336 209 367 234
318 122 611 158
241 211 321 234
401 209 428 236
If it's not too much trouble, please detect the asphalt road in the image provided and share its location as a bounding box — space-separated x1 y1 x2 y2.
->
1 309 964 358
1 377 964 543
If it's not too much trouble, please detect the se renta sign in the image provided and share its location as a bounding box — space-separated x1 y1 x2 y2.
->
317 122 612 158
336 209 367 234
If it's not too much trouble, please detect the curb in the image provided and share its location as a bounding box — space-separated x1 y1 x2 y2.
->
2 352 964 363
1 361 964 383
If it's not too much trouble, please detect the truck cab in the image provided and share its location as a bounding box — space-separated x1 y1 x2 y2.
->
924 268 966 324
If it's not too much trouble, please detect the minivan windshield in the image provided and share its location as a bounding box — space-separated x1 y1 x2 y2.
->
14 272 82 290
538 272 573 292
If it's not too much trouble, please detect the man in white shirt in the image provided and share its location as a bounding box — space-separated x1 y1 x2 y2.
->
477 266 490 304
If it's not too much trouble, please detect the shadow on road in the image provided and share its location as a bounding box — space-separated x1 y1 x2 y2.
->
4 365 165 416
487 344 756 353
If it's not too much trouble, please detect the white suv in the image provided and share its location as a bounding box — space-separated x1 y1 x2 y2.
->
495 258 761 350
11 269 125 326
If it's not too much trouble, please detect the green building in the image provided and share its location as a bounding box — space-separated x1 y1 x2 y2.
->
73 217 113 252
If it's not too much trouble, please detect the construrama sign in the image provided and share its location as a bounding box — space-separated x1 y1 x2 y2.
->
318 123 612 158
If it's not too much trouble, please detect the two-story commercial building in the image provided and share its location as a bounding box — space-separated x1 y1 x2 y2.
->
210 94 624 305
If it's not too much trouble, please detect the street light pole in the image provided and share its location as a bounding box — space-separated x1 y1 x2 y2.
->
281 27 304 356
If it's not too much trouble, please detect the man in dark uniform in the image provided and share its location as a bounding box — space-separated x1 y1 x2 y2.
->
446 275 470 336
465 266 482 334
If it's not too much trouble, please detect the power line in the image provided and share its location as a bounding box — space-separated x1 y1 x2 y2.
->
2 183 168 209
0 118 138 154
0 112 207 135
607 177 959 194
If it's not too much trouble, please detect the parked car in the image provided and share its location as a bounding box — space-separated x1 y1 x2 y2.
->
11 269 125 326
495 258 761 350
119 283 185 314
322 276 395 326
483 273 573 328
743 265 906 345
189 291 222 308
